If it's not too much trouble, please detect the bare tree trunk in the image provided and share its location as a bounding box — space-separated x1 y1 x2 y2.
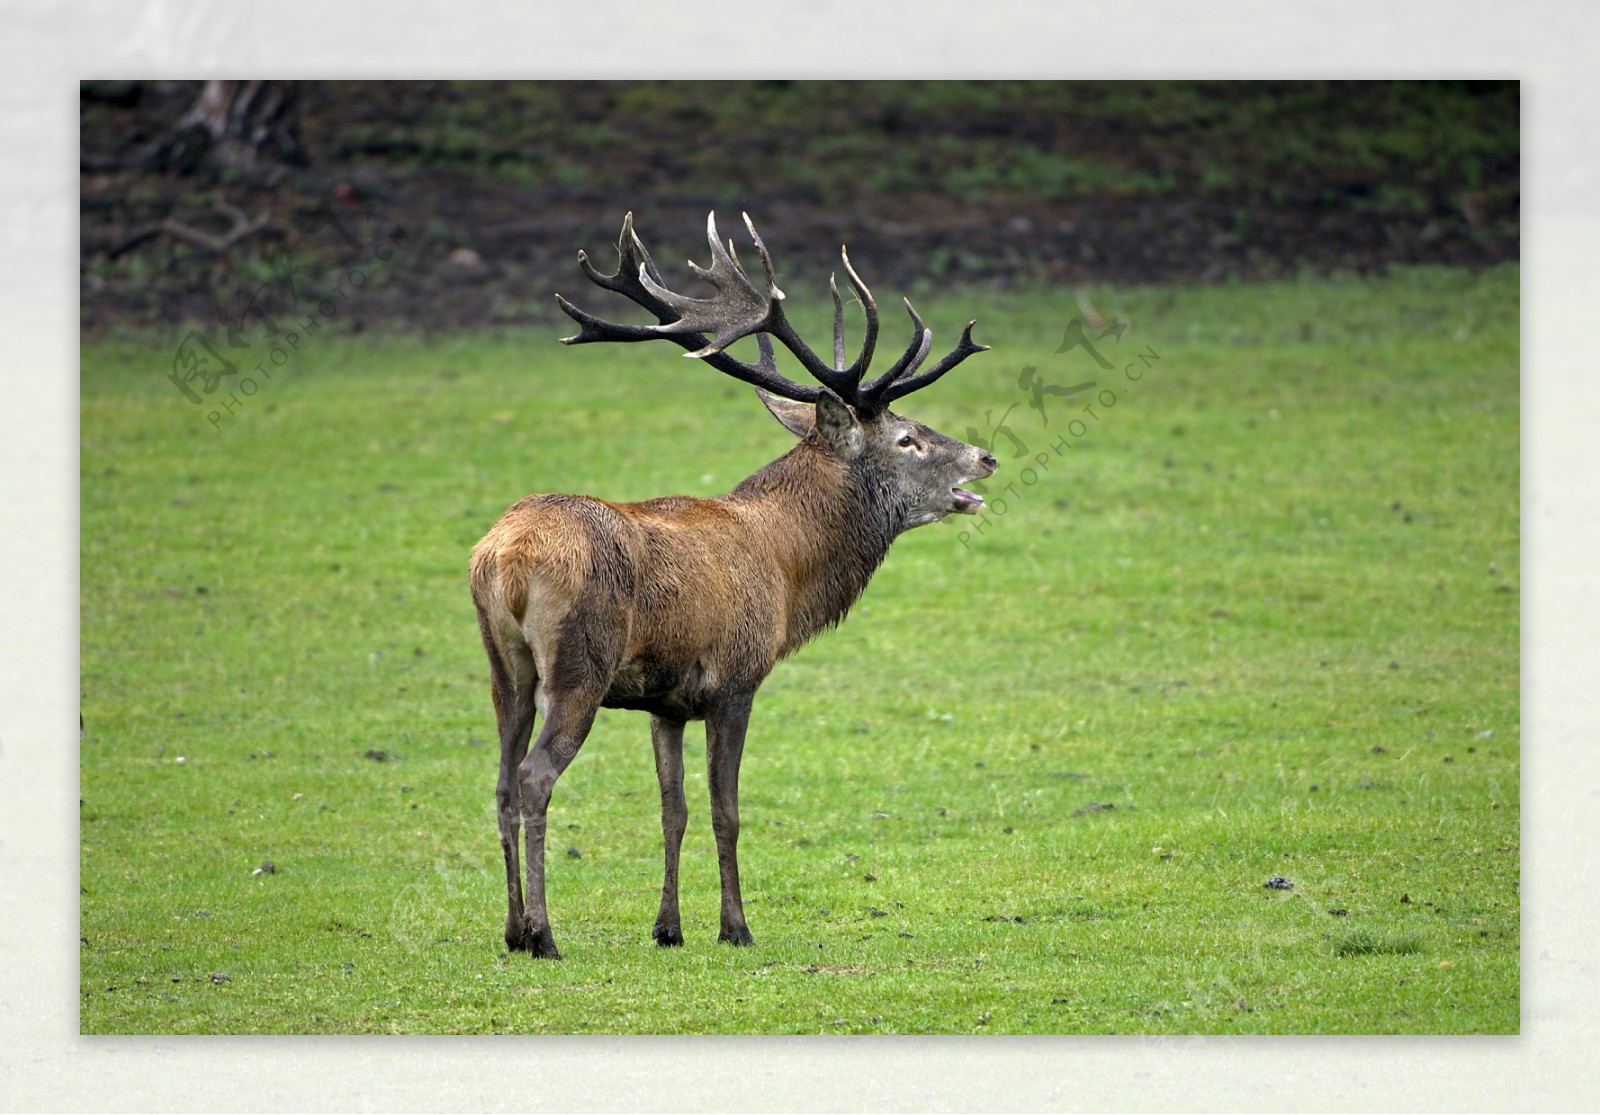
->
151 80 307 176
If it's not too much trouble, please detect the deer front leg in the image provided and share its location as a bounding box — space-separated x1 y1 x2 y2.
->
650 715 688 946
706 695 755 946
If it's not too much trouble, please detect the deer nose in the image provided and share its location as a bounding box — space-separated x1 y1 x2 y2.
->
980 452 998 473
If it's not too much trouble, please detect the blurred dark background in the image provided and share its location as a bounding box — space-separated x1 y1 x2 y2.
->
79 80 1518 336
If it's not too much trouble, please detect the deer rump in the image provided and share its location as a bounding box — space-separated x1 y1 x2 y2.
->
471 211 995 958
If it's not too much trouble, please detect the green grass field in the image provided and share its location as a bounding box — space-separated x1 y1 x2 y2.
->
79 263 1519 1033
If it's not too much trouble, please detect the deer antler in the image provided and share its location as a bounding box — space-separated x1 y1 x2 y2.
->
556 212 989 416
557 213 820 403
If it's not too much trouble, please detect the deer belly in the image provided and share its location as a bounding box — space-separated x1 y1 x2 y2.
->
601 656 719 719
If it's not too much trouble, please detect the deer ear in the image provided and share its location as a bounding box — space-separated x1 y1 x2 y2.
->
813 390 864 458
755 388 814 437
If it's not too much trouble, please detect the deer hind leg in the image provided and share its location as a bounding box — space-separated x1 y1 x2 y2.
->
495 685 537 953
478 603 540 953
512 680 607 959
706 694 755 946
513 598 625 959
649 715 688 946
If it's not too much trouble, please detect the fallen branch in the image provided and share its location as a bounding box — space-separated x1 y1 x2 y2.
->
109 195 276 259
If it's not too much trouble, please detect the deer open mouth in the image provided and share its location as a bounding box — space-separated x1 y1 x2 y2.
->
951 486 984 513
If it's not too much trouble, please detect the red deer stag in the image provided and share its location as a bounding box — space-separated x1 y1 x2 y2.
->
470 212 996 957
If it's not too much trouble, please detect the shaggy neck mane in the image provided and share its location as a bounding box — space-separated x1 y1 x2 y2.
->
728 436 903 656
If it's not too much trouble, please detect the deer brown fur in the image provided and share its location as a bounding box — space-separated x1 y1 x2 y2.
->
471 213 995 956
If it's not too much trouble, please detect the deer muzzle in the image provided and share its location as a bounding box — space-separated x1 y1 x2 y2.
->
951 452 997 514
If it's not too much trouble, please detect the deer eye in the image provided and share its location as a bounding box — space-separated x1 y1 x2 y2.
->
897 434 916 448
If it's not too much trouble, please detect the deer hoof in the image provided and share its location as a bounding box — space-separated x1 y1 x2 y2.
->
508 923 562 958
718 925 754 947
529 926 562 958
652 922 684 947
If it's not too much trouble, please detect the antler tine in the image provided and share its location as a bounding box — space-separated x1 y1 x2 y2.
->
829 275 845 371
837 246 878 389
880 319 991 404
574 212 670 312
739 212 784 307
555 293 664 346
857 297 932 413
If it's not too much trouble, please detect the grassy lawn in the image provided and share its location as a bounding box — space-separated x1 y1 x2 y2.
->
79 263 1519 1033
